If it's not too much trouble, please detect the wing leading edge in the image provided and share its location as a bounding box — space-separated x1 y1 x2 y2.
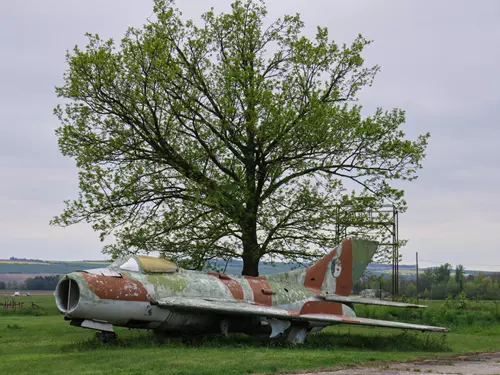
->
151 297 448 333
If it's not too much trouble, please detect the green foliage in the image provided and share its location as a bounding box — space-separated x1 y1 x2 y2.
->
359 264 500 302
357 296 500 329
24 276 60 291
51 0 429 274
455 264 465 283
433 263 452 284
404 281 417 297
422 288 429 299
0 309 48 317
308 330 449 352
454 291 469 309
427 270 500 301
430 281 449 300
6 324 23 330
0 295 59 316
465 273 500 300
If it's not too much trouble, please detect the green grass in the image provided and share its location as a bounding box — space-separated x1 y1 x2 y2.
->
356 299 500 330
2 296 500 374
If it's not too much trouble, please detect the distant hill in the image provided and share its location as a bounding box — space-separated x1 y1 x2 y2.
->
0 258 491 278
0 259 296 276
0 261 110 275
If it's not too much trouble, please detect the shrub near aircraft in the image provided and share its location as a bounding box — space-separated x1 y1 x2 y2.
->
55 239 448 343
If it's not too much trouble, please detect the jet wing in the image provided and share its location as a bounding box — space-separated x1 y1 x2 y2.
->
152 297 293 319
300 314 448 332
151 297 448 332
322 295 426 308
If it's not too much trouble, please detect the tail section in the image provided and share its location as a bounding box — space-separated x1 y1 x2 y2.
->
303 238 378 296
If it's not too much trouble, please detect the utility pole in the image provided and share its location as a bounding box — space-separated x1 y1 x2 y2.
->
379 276 383 300
416 252 419 302
391 205 399 298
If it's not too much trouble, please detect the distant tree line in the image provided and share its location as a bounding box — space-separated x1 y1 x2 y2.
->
8 257 44 262
354 263 500 300
23 276 60 290
0 276 60 291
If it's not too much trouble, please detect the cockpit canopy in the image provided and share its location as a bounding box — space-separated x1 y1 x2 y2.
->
110 255 178 274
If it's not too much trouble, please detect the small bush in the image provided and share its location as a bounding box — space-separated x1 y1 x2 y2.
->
6 324 23 330
0 308 48 317
62 331 161 352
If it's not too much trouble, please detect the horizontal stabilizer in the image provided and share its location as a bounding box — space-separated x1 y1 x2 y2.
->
323 295 426 308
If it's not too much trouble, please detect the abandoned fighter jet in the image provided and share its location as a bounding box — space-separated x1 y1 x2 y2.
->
54 238 448 343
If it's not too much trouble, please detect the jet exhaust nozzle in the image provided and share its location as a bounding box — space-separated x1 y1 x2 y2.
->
55 276 80 313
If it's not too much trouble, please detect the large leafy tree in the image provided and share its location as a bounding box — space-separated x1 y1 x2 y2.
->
52 0 429 276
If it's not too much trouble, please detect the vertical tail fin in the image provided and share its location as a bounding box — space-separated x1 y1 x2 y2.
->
304 238 378 296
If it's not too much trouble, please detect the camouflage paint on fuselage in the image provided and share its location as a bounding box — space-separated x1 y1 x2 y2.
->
55 239 446 339
56 239 364 333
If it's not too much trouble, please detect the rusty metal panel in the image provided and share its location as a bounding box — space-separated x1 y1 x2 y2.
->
244 277 273 306
81 273 150 302
208 272 244 300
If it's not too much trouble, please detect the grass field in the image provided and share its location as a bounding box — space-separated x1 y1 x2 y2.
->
2 296 500 375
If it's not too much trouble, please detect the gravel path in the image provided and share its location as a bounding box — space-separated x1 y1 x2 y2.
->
288 352 500 375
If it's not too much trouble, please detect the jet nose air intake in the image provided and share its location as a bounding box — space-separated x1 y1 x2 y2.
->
55 275 81 313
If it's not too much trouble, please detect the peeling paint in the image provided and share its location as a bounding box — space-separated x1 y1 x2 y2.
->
208 272 244 300
55 239 449 340
145 274 188 293
82 273 149 302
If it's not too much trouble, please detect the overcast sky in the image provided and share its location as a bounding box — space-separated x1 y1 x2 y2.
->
0 1 499 269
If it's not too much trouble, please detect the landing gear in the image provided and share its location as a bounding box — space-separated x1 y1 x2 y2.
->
95 331 117 343
285 326 308 344
345 302 355 312
220 319 229 337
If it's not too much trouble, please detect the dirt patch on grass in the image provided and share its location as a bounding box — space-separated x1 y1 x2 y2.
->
288 352 500 374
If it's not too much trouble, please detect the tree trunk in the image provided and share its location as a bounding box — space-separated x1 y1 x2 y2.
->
241 219 261 276
242 252 260 277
